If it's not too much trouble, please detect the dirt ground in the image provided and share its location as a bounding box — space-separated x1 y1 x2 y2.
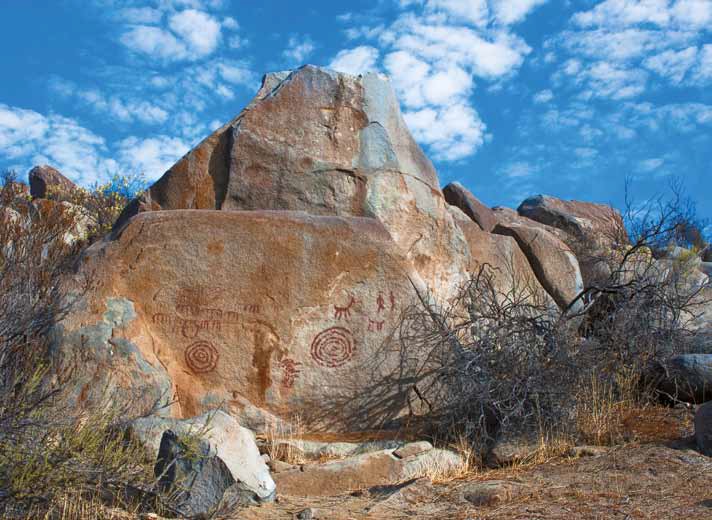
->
236 406 712 520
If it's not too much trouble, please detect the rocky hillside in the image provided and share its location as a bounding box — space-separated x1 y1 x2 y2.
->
5 65 712 518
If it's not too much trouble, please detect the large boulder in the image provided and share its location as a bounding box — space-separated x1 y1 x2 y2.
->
493 221 584 312
695 400 712 456
449 207 555 306
54 210 427 434
517 194 627 247
114 65 470 301
443 182 497 232
647 354 712 404
28 165 77 199
130 410 275 502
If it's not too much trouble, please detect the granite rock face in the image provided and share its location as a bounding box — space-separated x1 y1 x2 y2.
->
443 181 497 232
493 221 584 312
114 65 469 301
517 194 627 247
55 210 426 433
28 164 77 199
51 66 596 438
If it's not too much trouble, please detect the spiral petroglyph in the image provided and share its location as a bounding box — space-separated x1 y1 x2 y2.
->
310 327 355 368
185 340 219 374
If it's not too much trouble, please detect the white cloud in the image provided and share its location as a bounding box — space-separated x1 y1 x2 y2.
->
643 46 697 83
0 104 50 159
120 25 188 61
329 46 380 75
116 136 190 179
0 103 195 184
168 9 222 56
118 7 162 24
222 16 238 29
550 0 712 98
573 0 670 28
500 161 537 178
638 157 664 172
491 0 548 25
426 0 490 27
329 0 542 161
0 104 117 184
118 7 223 62
283 36 315 64
533 89 553 103
404 103 486 161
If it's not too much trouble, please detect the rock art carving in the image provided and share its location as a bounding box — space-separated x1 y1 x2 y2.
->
185 340 219 374
310 327 355 368
334 296 356 320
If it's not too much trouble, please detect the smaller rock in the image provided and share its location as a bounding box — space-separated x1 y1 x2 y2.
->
696 401 712 456
367 478 435 515
486 434 540 467
647 354 712 404
569 445 608 458
393 441 433 459
261 453 271 463
295 508 316 520
443 182 497 232
700 262 712 277
28 165 77 199
460 480 526 506
269 459 297 474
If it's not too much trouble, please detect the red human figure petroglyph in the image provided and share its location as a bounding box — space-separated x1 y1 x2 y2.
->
376 292 386 313
334 295 356 320
389 291 396 311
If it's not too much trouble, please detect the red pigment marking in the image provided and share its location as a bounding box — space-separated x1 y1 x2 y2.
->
310 327 355 368
334 296 356 320
184 340 219 374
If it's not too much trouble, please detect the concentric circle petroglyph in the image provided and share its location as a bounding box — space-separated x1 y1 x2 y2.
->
310 327 355 368
185 340 219 373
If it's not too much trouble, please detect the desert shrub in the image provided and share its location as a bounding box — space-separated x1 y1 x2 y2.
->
44 172 147 242
0 180 159 518
400 182 711 459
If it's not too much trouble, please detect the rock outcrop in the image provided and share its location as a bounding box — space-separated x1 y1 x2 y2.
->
50 66 595 439
114 65 469 302
493 221 584 312
57 210 425 432
517 194 626 247
272 444 463 496
28 164 77 199
443 182 497 232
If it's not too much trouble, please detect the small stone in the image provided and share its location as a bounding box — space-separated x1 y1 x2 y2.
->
269 459 296 474
393 441 433 459
569 445 608 458
295 507 315 519
460 480 525 506
261 453 271 463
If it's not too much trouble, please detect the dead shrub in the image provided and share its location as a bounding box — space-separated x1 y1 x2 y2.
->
0 176 159 518
398 181 711 462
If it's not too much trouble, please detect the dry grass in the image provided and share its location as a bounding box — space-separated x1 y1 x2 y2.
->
24 491 141 520
262 416 309 465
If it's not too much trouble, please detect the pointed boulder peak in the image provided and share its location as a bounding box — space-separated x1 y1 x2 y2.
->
114 65 439 229
517 194 627 245
442 182 496 232
28 165 77 199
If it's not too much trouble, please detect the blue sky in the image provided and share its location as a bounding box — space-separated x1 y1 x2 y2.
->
0 0 710 224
